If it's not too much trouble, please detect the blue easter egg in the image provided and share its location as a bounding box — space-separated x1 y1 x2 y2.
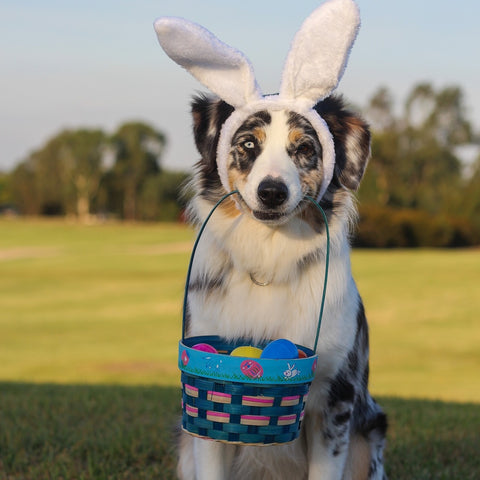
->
260 339 299 359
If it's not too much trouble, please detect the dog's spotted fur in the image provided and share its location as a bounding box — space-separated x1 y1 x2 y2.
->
179 94 387 480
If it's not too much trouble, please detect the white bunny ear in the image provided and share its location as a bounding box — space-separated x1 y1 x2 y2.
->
280 0 360 107
154 17 262 108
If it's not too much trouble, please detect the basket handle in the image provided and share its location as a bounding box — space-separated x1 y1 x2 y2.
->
182 190 330 353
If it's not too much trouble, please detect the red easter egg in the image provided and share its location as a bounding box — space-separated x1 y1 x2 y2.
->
181 350 190 366
297 349 308 359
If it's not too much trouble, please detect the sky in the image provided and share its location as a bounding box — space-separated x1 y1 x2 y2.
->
1 0 479 172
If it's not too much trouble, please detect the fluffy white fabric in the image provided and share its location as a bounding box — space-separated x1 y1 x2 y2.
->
154 0 360 202
154 17 261 108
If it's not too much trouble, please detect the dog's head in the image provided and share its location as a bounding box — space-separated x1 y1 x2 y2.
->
155 0 367 226
192 94 370 226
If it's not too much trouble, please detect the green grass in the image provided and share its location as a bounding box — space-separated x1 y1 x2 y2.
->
0 218 193 386
351 249 480 403
0 383 478 479
0 383 180 479
1 219 480 478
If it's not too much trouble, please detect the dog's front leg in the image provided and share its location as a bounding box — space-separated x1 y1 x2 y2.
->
193 437 234 480
305 390 355 479
306 426 351 480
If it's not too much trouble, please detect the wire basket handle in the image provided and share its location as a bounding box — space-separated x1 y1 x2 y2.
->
182 190 330 353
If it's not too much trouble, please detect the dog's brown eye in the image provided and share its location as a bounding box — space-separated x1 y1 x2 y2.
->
296 144 314 156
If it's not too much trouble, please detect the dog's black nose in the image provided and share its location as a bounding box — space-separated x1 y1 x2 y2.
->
257 179 289 208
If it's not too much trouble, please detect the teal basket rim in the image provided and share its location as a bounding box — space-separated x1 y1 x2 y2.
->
179 335 318 385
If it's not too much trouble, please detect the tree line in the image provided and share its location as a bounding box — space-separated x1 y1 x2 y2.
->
0 82 479 246
355 83 480 247
0 122 189 222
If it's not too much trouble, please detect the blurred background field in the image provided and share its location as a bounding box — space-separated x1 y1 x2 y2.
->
1 218 479 403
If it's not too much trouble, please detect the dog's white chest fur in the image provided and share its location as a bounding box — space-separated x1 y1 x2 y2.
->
187 207 360 384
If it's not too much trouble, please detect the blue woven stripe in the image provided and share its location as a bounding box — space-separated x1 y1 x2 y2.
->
183 422 301 445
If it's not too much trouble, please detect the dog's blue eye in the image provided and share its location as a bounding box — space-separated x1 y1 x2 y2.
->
243 141 255 149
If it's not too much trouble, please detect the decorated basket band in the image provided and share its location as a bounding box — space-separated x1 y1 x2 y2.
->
154 0 360 203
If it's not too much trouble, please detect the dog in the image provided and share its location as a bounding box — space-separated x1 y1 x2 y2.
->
154 1 387 478
175 94 387 479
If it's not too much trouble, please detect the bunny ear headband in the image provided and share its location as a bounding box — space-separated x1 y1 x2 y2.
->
154 0 360 201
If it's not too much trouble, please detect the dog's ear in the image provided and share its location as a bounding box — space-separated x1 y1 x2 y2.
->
191 94 234 171
316 96 370 191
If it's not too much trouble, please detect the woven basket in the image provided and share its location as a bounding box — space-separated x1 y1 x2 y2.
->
179 191 329 445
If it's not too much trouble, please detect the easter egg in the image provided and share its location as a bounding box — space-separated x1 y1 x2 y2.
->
192 343 218 354
261 339 299 359
297 349 308 359
240 359 263 379
181 349 190 366
230 346 263 358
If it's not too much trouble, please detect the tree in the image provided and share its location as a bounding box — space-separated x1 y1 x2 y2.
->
9 163 39 215
10 129 107 219
367 86 396 132
111 122 166 220
360 83 471 215
138 170 190 221
58 129 107 221
361 87 398 206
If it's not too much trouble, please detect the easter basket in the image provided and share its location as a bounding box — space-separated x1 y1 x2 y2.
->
178 191 330 445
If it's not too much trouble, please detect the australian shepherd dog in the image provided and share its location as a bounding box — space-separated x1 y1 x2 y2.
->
177 94 387 480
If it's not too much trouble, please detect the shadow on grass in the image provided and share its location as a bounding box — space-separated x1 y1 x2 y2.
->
0 383 478 479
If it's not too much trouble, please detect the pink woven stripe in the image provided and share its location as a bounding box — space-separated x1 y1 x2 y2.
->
185 384 199 397
240 414 270 426
207 411 230 419
278 414 297 425
207 411 230 423
282 395 300 402
279 414 297 422
185 405 198 417
242 395 274 406
207 391 232 404
280 395 300 406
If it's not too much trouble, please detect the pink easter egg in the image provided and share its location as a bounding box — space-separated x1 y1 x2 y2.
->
192 343 218 354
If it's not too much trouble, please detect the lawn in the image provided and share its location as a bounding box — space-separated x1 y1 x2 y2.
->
0 218 193 386
0 218 479 478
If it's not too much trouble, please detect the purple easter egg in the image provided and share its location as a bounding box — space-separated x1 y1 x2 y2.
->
261 339 299 359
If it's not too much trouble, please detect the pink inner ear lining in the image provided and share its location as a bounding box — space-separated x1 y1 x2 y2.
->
215 98 336 203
